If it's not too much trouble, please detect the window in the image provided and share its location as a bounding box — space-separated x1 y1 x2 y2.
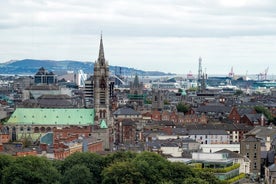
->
246 153 249 158
254 144 257 149
254 153 257 159
254 162 257 169
246 144 250 149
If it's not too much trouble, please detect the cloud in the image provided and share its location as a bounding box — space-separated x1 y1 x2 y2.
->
0 0 275 75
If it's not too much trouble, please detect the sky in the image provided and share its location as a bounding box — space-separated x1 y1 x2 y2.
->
0 0 276 75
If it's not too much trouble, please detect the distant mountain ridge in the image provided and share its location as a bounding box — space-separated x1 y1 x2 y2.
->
0 59 173 76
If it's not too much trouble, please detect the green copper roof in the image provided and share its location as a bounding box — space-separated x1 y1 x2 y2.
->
181 91 187 96
7 108 94 125
40 132 53 145
100 119 108 129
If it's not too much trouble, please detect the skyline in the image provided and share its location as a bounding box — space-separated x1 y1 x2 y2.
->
0 0 276 75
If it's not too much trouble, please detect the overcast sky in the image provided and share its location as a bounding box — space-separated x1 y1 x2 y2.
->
0 0 276 75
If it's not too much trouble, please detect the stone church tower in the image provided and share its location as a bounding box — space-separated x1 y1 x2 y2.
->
93 35 111 150
93 34 110 124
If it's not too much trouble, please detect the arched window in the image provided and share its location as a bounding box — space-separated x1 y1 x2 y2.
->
103 110 106 118
46 127 51 132
100 110 103 118
40 127 45 132
34 127 39 133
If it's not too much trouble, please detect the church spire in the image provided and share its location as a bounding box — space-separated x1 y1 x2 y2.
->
98 33 105 63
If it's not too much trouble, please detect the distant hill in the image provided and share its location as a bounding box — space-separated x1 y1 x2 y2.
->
0 59 173 76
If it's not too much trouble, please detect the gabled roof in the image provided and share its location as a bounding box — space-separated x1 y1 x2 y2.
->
237 107 255 115
113 107 140 116
7 108 94 125
215 149 244 158
246 126 276 139
243 113 266 122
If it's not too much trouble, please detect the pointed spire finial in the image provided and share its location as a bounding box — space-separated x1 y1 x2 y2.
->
98 32 105 62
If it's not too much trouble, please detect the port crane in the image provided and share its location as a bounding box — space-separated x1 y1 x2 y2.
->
257 67 269 80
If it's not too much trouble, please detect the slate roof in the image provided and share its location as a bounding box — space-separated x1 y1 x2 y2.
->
243 113 266 122
185 122 254 132
268 164 276 172
246 126 276 139
196 105 232 113
172 128 189 135
121 119 136 126
261 151 268 159
188 129 228 135
113 107 140 116
267 150 275 164
237 107 255 116
243 135 259 142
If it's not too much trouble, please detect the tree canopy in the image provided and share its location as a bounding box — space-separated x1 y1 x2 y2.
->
0 151 220 184
176 102 190 114
254 105 274 123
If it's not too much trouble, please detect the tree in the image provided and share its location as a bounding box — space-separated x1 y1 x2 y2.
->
60 152 105 183
183 177 209 184
2 156 61 184
176 102 190 114
132 152 171 184
102 161 143 184
167 162 196 183
254 105 274 123
104 151 137 166
62 164 92 184
145 98 152 104
196 171 221 184
234 89 243 96
164 99 170 105
0 155 14 182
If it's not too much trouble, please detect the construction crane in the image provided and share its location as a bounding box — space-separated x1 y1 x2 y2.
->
228 66 234 78
257 67 269 80
197 57 203 91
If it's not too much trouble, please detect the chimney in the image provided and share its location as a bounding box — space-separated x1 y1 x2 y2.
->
261 114 265 126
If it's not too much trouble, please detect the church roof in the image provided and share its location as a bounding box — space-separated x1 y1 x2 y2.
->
40 132 53 145
6 108 94 126
100 119 108 128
